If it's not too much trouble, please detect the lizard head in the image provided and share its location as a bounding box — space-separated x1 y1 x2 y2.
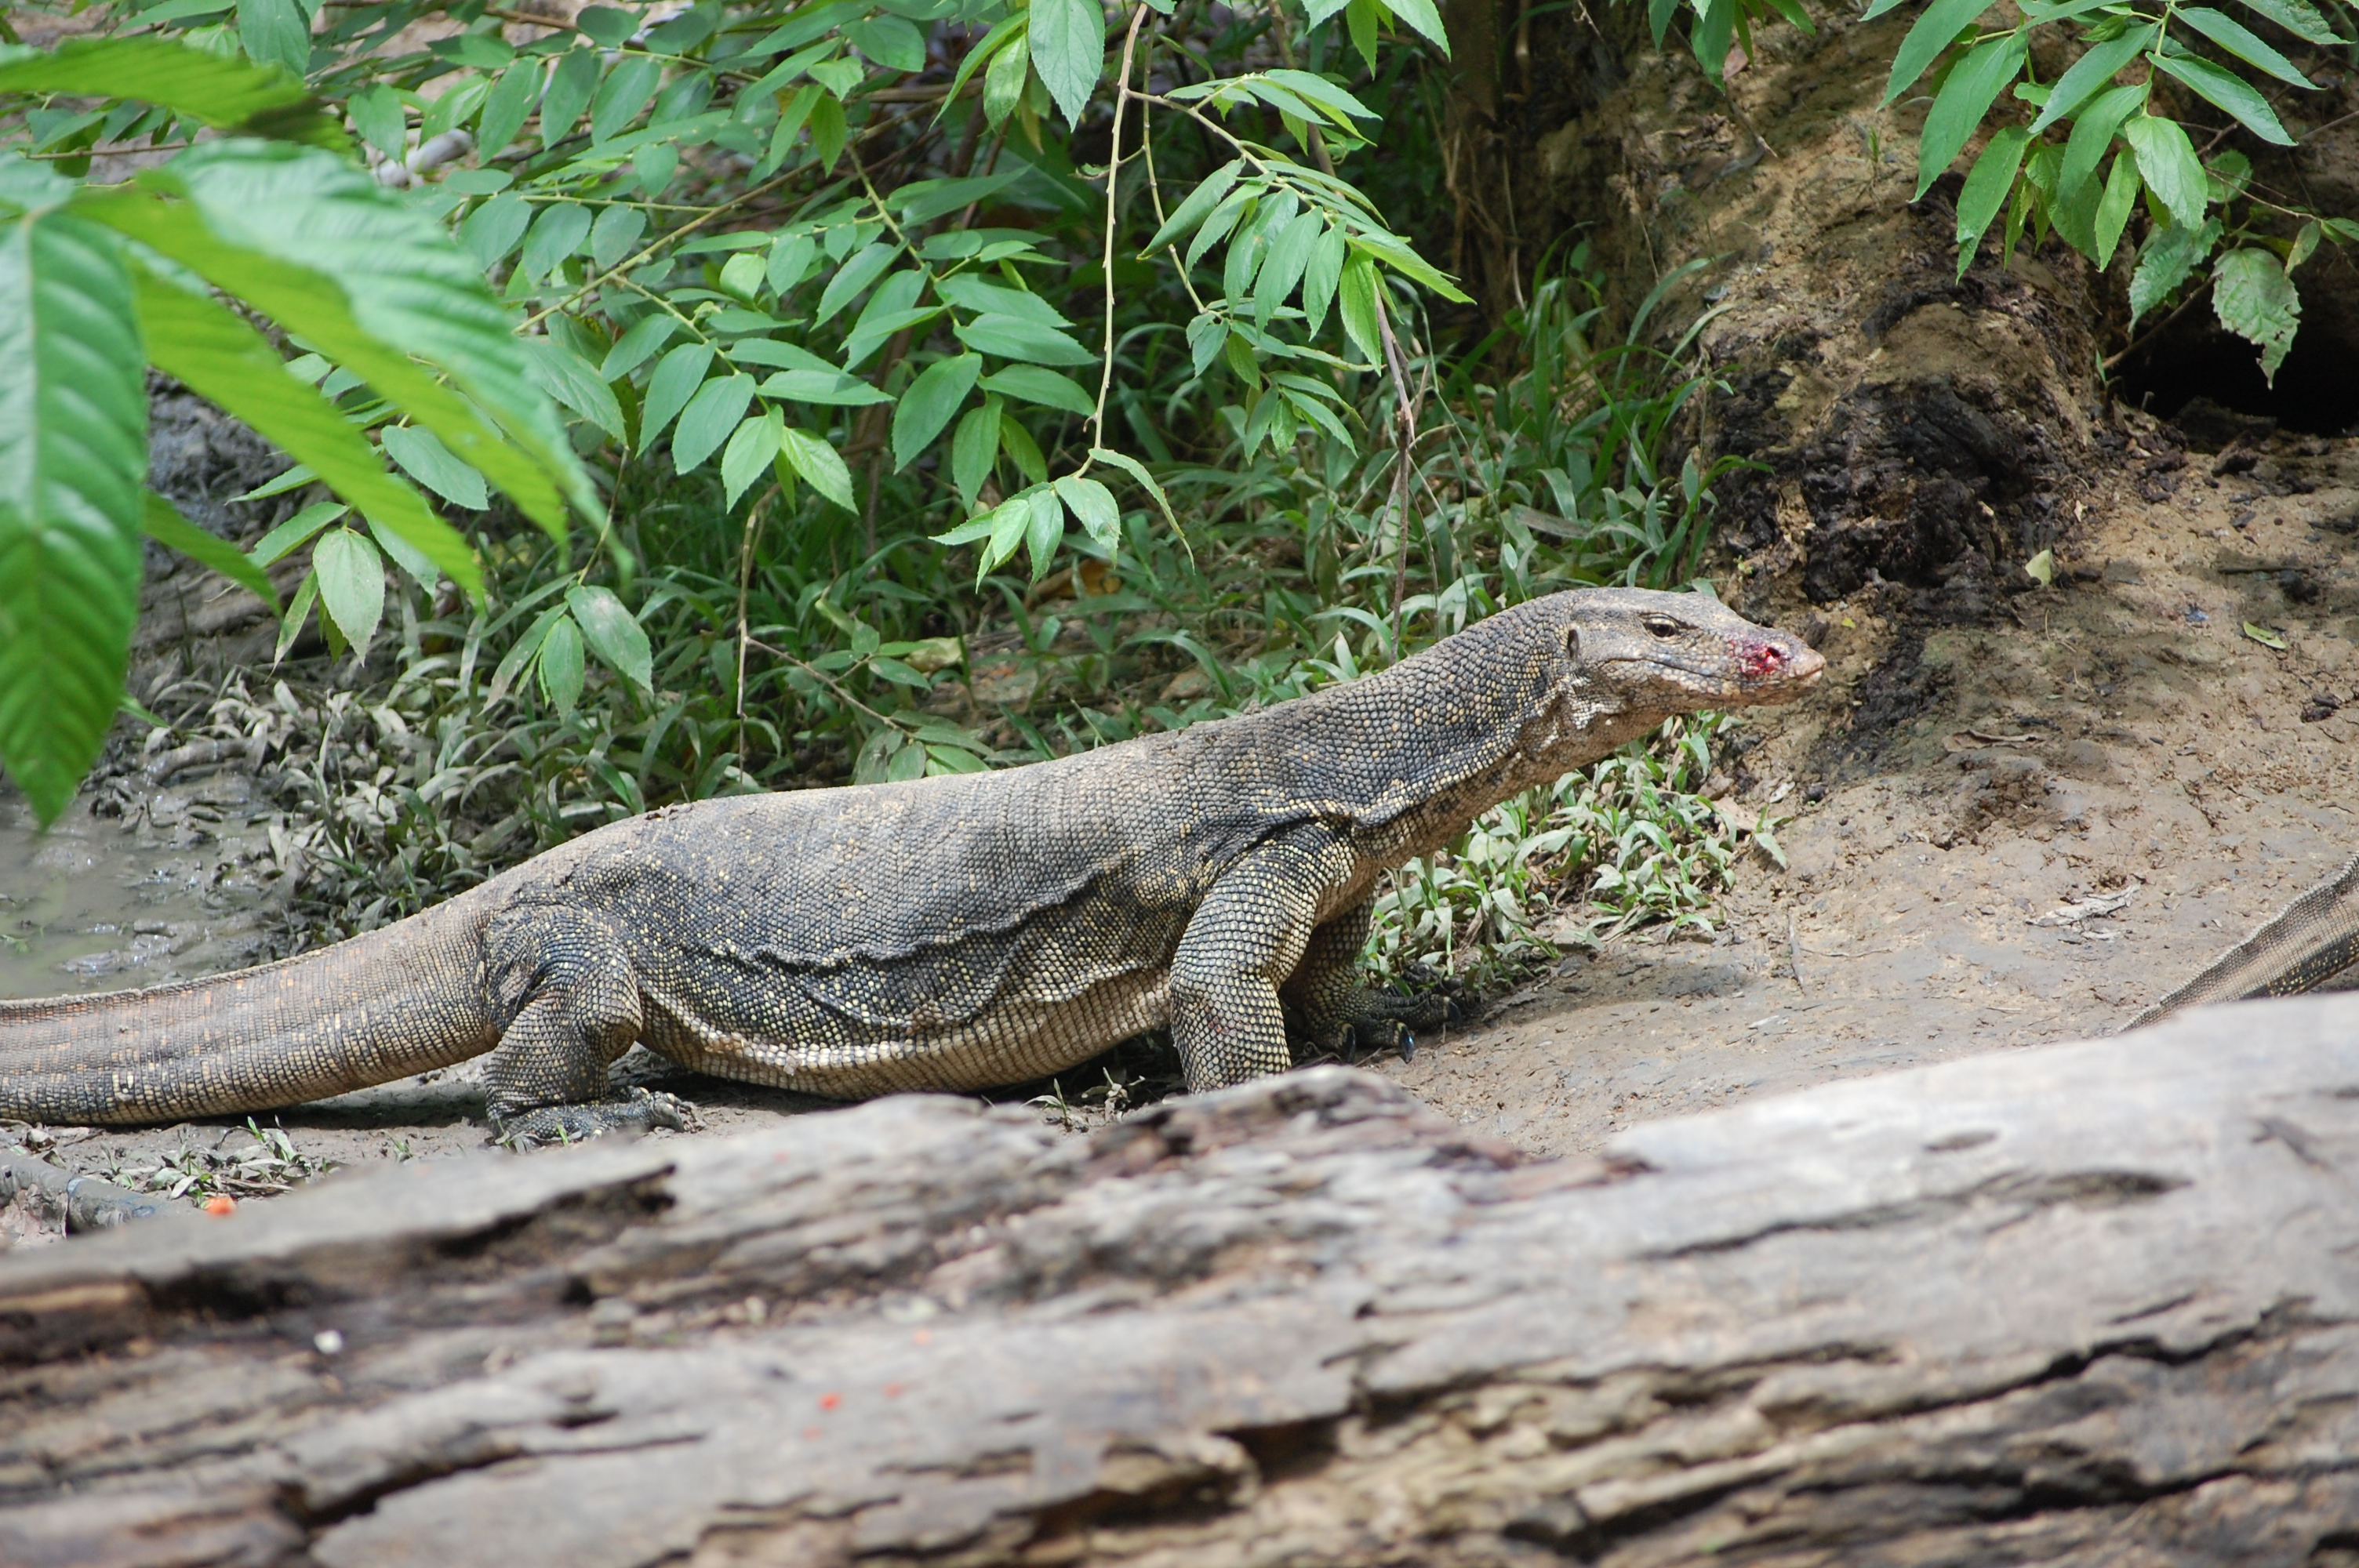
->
1550 588 1824 717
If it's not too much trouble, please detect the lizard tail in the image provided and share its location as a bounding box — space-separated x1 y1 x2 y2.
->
0 893 500 1126
2127 852 2359 1031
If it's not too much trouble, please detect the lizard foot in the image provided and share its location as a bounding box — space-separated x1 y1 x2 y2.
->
493 1088 694 1151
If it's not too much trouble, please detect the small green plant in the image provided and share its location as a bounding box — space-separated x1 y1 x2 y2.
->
112 1118 336 1204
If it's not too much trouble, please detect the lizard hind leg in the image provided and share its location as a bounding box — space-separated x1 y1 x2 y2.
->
481 906 689 1149
1280 899 1453 1065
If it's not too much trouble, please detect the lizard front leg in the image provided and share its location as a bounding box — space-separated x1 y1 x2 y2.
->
1279 898 1452 1064
1169 826 1358 1091
482 905 689 1148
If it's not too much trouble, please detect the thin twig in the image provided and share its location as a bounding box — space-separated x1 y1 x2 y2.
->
2102 274 2213 371
735 485 777 760
1090 4 1153 454
1372 285 1422 648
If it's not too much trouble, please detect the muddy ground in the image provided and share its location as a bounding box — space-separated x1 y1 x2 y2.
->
4 397 2346 1242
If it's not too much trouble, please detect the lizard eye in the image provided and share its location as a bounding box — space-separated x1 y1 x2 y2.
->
1641 614 1685 638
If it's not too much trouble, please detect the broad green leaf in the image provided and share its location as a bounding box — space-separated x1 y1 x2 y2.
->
2154 54 2295 146
1028 0 1105 127
1914 32 2027 198
1692 0 1736 77
382 424 490 510
249 501 345 567
522 336 626 440
0 36 340 147
1256 208 1325 323
591 55 663 144
1146 161 1245 254
1955 125 2028 270
2092 152 2141 269
781 425 855 509
846 15 928 71
1088 446 1178 530
1024 485 1066 578
955 314 1097 366
2129 217 2220 322
721 406 785 506
1303 223 1346 336
936 272 1070 326
460 190 532 269
1346 229 1473 303
2214 247 2300 383
565 584 652 691
2028 25 2154 133
718 252 766 302
600 313 678 381
1000 409 1048 485
1053 474 1121 548
129 267 476 594
1337 251 1383 364
478 59 543 155
757 368 896 405
2121 113 2210 226
673 372 757 473
1264 68 1379 124
983 28 1030 128
2232 0 2339 45
1379 0 1453 54
894 353 983 470
540 47 601 143
140 492 279 611
349 84 406 163
2175 7 2313 86
1346 0 1383 70
815 240 898 324
366 518 438 590
979 365 1095 416
940 16 1027 120
1884 0 2005 104
2059 82 2145 201
311 527 386 654
588 204 645 273
805 89 849 169
537 612 586 713
520 201 592 280
2291 218 2324 271
639 341 715 450
236 0 310 78
275 573 317 663
951 399 1001 506
768 232 818 293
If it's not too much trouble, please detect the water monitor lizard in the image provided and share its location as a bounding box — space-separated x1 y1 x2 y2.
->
2129 851 2359 1028
0 588 1823 1143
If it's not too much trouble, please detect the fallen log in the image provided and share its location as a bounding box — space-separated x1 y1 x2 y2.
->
4 996 2357 1566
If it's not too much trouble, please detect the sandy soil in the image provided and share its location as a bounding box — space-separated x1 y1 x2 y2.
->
6 408 2354 1237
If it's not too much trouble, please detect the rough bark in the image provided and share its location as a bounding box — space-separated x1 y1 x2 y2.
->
6 994 2359 1566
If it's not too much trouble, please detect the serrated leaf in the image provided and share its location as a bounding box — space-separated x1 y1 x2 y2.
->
1956 125 2028 268
128 267 477 596
2129 218 2220 322
565 584 652 691
893 353 983 470
639 341 714 450
2028 24 2154 133
1087 446 1177 531
1885 0 2006 104
2214 246 2300 384
1052 474 1121 548
1915 32 2028 198
780 426 855 509
249 502 345 567
984 29 1030 129
2059 82 2145 202
2231 0 2339 45
311 528 385 654
1377 0 1452 54
2121 113 2210 226
2175 7 2314 86
2154 53 2295 147
1146 160 1244 253
349 84 406 163
537 612 586 713
673 372 757 473
382 424 490 510
236 0 311 78
1347 229 1473 303
522 336 626 440
979 365 1095 416
1028 0 1104 127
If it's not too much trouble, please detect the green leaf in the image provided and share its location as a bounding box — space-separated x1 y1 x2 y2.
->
1000 409 1048 485
951 398 1001 506
521 336 626 441
128 267 477 596
591 54 664 145
142 491 280 611
382 424 490 510
537 612 586 713
249 502 345 568
954 314 1097 366
2175 7 2313 86
1338 251 1382 363
2154 53 2295 146
1028 0 1105 127
2028 25 2155 133
1955 125 2029 270
541 46 601 143
757 368 896 405
2129 217 2220 321
1378 0 1452 54
349 84 407 164
2213 247 2300 384
366 517 438 590
311 527 385 654
984 33 1030 129
815 239 898 325
846 15 928 71
1264 68 1379 125
601 313 678 381
639 341 715 450
478 58 543 156
673 372 757 473
781 426 856 509
520 201 591 281
940 15 1027 122
1256 208 1325 323
1915 32 2027 198
894 353 983 470
275 572 318 664
1884 0 2005 104
2242 619 2289 650
236 0 311 78
1088 446 1178 531
1303 223 1346 336
460 190 532 270
1024 485 1066 577
2059 82 2146 202
1347 0 1383 71
2092 151 2141 269
2231 0 2339 45
936 273 1071 326
0 37 340 147
565 585 652 691
587 204 645 274
1053 474 1121 548
2121 113 2210 226
1144 160 1244 253
1347 229 1473 303
979 365 1095 416
721 406 784 506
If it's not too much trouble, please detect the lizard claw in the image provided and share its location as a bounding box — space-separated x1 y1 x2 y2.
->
494 1088 693 1150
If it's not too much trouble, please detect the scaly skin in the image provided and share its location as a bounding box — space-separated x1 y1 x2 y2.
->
0 589 1823 1142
